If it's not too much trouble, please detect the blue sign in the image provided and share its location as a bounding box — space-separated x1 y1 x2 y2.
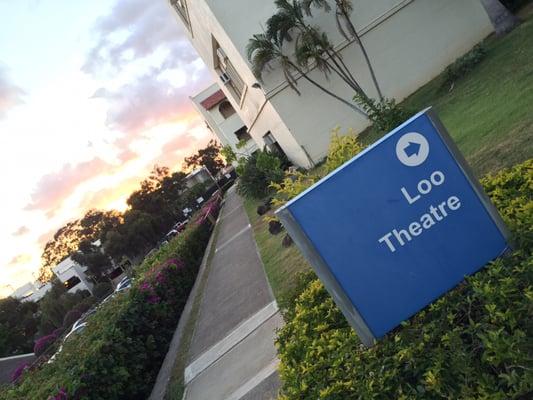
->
276 109 509 347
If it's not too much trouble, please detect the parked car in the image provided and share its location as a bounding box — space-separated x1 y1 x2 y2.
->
165 229 179 240
173 219 189 232
115 276 132 293
47 322 88 363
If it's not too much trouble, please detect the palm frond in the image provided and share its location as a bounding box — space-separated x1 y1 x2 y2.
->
301 0 332 16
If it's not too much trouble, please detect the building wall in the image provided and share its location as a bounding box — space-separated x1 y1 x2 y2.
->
52 258 94 295
190 84 258 161
170 0 492 167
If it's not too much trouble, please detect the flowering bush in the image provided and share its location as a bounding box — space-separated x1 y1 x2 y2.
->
48 388 68 400
194 192 222 225
276 160 533 399
33 334 57 357
0 206 217 400
10 363 29 384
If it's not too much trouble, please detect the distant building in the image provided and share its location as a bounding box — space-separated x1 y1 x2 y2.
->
191 84 258 163
184 167 213 189
169 0 493 168
12 281 51 303
52 257 94 295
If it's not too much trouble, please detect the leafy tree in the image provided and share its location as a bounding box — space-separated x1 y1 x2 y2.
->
0 297 39 357
221 145 237 164
183 139 225 176
38 280 91 335
247 0 370 116
301 0 384 100
71 240 113 282
38 210 121 283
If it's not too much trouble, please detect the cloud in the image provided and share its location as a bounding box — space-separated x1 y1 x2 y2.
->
0 64 26 119
25 158 113 214
8 253 32 266
117 148 139 163
83 0 197 75
13 226 30 236
83 0 211 160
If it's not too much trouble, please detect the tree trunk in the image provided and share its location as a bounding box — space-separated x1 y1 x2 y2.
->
289 61 368 117
338 6 384 101
480 0 519 36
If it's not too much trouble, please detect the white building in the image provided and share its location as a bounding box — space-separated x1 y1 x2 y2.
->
12 281 52 303
191 83 258 162
184 167 213 189
168 0 493 168
52 257 94 295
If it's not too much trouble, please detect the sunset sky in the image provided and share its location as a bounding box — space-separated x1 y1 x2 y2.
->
0 0 213 297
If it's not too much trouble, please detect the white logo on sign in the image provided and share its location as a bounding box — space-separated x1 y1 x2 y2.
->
396 132 429 167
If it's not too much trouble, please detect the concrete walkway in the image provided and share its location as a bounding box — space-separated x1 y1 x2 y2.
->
183 186 282 400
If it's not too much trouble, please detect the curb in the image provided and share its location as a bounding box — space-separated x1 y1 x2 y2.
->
148 199 226 400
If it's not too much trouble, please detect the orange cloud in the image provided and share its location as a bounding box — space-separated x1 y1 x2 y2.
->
8 253 32 266
13 226 29 236
25 157 114 215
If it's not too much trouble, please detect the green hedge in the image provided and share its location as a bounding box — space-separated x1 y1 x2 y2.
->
276 160 533 399
0 203 219 400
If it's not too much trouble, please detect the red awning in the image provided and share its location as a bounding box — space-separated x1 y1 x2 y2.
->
200 89 226 110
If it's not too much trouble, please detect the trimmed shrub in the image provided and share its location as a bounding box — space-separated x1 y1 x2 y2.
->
33 334 57 357
62 310 82 329
282 234 293 248
354 95 412 134
0 202 219 400
268 220 283 235
10 363 29 384
92 282 113 300
276 159 533 399
237 150 285 199
442 44 487 90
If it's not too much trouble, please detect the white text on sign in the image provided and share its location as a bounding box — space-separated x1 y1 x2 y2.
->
378 170 462 253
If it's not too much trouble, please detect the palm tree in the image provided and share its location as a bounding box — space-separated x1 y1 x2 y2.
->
247 32 367 116
479 0 519 36
301 0 384 100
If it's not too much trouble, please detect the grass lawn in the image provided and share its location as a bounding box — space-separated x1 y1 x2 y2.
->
360 14 533 177
243 197 311 307
247 12 533 306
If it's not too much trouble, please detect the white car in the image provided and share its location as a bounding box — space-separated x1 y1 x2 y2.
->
115 277 132 293
47 322 87 363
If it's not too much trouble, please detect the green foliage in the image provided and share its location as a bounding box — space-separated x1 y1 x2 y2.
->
442 45 487 90
0 298 39 357
92 282 113 300
276 159 533 399
236 150 285 199
354 94 412 134
183 139 224 176
0 216 216 400
38 282 91 335
269 128 365 218
221 145 237 164
324 127 365 172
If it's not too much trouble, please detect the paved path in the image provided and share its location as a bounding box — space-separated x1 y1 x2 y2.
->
184 186 282 400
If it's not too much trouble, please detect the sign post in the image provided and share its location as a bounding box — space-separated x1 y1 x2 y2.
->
276 108 510 347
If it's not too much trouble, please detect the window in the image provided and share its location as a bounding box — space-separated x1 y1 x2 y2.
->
234 126 252 142
171 0 191 31
64 276 81 290
263 131 287 157
219 101 236 119
215 43 245 101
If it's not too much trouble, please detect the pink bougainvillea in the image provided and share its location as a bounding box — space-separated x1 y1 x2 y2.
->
34 334 57 356
48 387 68 400
10 362 30 383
